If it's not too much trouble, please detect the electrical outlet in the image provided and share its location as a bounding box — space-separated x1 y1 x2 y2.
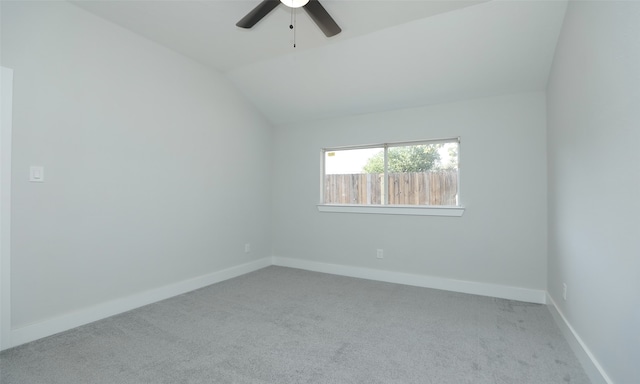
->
376 249 384 259
244 243 251 253
562 283 567 301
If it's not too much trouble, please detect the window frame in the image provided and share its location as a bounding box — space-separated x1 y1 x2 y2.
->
318 138 464 217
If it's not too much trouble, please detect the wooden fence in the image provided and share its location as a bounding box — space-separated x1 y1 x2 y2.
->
324 171 458 206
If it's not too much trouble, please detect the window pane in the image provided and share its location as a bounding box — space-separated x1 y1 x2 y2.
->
386 142 459 206
324 148 383 204
322 140 460 207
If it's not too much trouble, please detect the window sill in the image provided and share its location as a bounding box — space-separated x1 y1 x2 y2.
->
317 204 465 217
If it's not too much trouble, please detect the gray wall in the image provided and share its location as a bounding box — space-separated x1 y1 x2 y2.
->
272 93 548 291
1 1 273 328
546 1 640 383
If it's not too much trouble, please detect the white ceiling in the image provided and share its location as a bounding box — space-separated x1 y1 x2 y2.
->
72 0 568 126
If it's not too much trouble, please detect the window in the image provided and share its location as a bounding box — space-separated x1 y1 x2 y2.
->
319 138 463 216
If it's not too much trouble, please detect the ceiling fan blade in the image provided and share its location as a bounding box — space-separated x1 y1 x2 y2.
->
303 0 341 37
236 0 280 29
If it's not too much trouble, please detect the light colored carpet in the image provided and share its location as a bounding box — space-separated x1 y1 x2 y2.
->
0 266 590 383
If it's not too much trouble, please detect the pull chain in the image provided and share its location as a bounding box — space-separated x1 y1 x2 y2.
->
289 7 296 48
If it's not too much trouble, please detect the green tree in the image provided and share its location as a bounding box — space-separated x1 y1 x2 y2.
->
362 145 441 173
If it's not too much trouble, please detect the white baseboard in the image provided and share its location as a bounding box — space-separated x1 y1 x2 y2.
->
3 256 552 351
7 258 271 350
271 256 547 304
546 293 613 384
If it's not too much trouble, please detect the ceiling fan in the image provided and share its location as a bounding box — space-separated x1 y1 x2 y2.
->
236 0 342 37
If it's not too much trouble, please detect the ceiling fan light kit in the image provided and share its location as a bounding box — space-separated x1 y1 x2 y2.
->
236 0 341 38
280 0 309 8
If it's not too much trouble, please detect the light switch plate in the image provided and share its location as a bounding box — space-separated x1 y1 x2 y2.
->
29 166 44 182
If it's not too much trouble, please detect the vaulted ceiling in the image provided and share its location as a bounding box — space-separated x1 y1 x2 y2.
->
72 0 568 125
